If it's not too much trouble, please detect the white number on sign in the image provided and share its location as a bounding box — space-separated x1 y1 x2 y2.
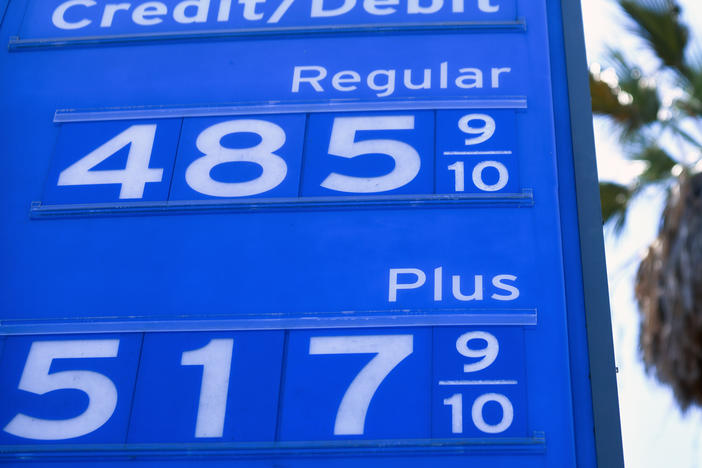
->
185 119 288 197
447 161 465 192
472 160 508 192
181 338 234 438
443 392 514 434
309 335 413 435
57 125 163 199
443 393 463 433
447 332 514 434
458 114 496 146
456 331 499 373
447 160 509 192
3 340 120 440
472 393 514 433
321 116 421 193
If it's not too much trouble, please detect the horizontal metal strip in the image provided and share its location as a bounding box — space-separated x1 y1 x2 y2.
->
0 434 546 459
54 97 528 122
438 379 520 385
0 309 537 335
10 20 526 51
29 191 534 219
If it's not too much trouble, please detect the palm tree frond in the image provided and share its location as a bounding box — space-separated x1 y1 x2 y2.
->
632 145 678 182
590 72 630 118
612 51 662 130
590 53 661 139
600 181 633 233
675 65 702 116
619 0 690 77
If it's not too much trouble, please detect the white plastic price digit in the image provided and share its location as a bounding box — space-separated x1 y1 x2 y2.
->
309 334 413 435
471 393 514 433
448 161 465 192
443 392 514 434
444 332 514 434
448 160 509 192
3 340 120 440
458 114 496 145
443 393 464 433
185 119 288 197
456 331 499 373
321 116 421 193
181 338 234 438
472 161 509 192
57 125 162 199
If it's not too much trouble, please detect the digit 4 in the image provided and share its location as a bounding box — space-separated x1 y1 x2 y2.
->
58 125 163 199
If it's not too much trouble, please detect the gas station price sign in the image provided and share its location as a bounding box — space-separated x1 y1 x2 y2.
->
0 327 527 444
41 109 519 206
0 0 623 467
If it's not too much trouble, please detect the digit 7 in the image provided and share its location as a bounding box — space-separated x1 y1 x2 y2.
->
309 335 413 435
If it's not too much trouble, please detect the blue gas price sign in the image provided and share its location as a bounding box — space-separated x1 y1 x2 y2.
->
42 109 518 205
0 0 623 467
0 327 525 443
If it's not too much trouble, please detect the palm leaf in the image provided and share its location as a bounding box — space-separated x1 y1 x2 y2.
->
611 50 662 132
631 145 678 182
619 0 690 77
600 182 633 232
590 52 661 139
590 72 630 119
674 64 702 116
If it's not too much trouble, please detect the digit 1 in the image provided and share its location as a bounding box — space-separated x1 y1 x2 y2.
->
443 393 463 433
447 161 465 192
181 339 234 438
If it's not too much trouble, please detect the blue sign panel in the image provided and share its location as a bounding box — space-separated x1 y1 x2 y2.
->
43 119 182 204
16 0 518 42
128 331 284 442
0 327 528 446
432 327 527 438
41 109 520 207
279 328 433 441
170 114 307 201
0 0 622 467
0 334 142 445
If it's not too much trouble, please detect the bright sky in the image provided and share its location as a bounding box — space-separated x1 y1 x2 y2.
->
581 1 702 467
